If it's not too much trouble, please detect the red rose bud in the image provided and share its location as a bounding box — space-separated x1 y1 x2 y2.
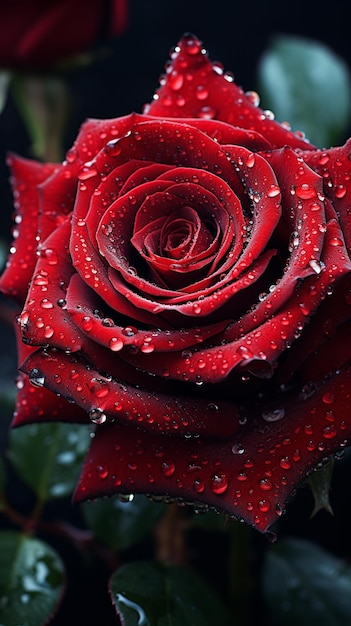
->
1 34 351 534
0 0 128 71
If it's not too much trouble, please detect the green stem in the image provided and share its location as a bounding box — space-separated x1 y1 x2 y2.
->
229 521 253 626
11 73 71 162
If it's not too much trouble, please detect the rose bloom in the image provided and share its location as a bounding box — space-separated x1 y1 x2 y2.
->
0 0 128 71
1 34 351 533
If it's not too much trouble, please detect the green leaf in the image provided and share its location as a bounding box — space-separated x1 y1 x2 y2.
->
82 495 165 551
0 457 6 511
0 531 65 626
109 561 232 626
258 35 351 147
8 422 91 501
0 72 10 114
308 457 334 517
262 537 351 626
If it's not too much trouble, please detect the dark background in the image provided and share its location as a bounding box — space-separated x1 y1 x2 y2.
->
1 0 351 236
0 2 351 623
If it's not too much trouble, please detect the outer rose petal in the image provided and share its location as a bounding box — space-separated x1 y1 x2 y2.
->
20 346 243 439
0 156 58 304
299 139 351 250
146 34 312 151
20 219 84 352
74 366 351 533
11 324 87 427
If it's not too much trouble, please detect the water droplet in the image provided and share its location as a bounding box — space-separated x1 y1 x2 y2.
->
329 236 343 247
335 184 347 199
88 378 110 398
198 105 216 119
309 259 323 274
258 499 270 512
96 464 109 479
322 392 335 404
109 337 124 351
161 460 176 477
245 90 260 106
193 479 205 493
89 408 107 424
169 70 184 90
295 184 316 200
259 477 273 491
267 184 281 198
118 493 134 502
232 443 245 455
211 473 229 494
262 407 285 422
279 456 291 470
195 84 209 100
29 368 45 388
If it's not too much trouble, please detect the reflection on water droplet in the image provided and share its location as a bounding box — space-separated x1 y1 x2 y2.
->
262 407 285 422
161 460 176 477
211 473 229 494
89 408 107 424
118 494 135 503
29 368 45 388
232 443 245 455
116 593 148 626
96 464 109 479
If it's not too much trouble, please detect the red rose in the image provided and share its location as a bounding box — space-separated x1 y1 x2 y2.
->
0 0 128 71
1 34 351 533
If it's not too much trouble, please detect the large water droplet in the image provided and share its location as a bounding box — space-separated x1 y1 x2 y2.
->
29 368 45 388
211 473 229 494
89 408 107 425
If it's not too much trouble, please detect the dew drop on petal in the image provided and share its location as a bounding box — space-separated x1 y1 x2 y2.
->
96 464 109 479
89 408 107 425
262 407 285 422
29 368 45 388
161 460 176 477
232 443 245 455
109 337 124 351
259 477 273 491
211 473 229 494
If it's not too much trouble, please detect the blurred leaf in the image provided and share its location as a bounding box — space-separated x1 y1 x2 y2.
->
0 531 64 626
109 561 232 626
308 457 334 517
8 422 91 501
258 35 351 147
0 238 8 273
11 75 70 161
82 494 165 551
262 537 351 626
0 72 10 114
0 456 6 511
190 509 233 531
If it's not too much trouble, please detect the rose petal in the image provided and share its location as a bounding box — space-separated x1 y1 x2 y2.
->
20 219 84 351
146 34 312 151
20 346 243 439
0 155 58 303
66 273 229 352
73 365 351 533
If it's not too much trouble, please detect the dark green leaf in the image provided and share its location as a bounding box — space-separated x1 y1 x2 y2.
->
258 35 351 147
0 457 6 511
0 531 65 626
0 72 10 114
109 561 232 626
262 537 351 626
82 495 165 551
8 422 91 501
308 458 334 517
